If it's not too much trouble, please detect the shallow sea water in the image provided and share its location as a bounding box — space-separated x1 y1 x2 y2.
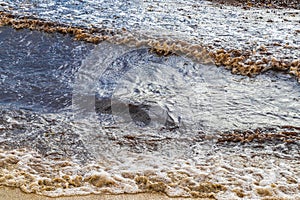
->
0 0 300 199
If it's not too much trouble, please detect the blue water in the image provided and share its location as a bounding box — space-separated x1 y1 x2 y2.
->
0 27 94 112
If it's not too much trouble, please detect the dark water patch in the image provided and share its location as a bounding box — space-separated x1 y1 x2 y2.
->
0 26 94 112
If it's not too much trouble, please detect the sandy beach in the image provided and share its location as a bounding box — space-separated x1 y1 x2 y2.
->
0 187 208 200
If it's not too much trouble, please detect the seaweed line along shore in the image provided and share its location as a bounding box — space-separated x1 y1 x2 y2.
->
0 3 300 81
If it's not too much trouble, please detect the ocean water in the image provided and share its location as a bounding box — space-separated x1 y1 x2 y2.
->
0 1 300 199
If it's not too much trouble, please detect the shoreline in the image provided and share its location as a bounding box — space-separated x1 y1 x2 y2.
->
0 187 209 200
0 1 300 199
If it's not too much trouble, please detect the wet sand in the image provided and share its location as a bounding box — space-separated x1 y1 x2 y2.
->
0 187 208 200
